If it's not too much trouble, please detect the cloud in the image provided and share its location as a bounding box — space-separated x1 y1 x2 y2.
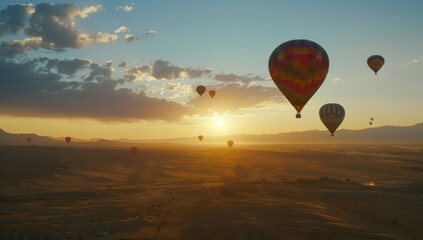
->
0 4 34 36
142 30 158 37
402 56 423 66
188 83 282 112
46 58 91 75
116 4 134 12
114 26 129 33
214 73 267 84
151 60 187 80
186 67 213 78
124 65 152 81
331 77 341 82
0 58 192 121
0 37 54 57
24 3 103 48
124 34 135 42
85 62 115 82
118 61 126 68
78 32 118 45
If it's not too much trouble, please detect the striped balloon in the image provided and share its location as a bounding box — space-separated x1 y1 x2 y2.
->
269 39 329 118
319 103 345 136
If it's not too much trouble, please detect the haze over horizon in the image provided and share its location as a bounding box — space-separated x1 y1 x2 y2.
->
1 0 422 140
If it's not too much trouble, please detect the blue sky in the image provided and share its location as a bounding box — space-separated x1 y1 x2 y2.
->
0 0 422 139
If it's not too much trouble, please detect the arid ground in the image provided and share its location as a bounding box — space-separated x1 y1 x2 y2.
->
0 144 422 239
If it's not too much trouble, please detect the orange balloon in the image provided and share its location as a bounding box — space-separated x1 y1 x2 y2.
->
198 135 203 141
227 140 234 148
65 137 71 143
209 90 216 98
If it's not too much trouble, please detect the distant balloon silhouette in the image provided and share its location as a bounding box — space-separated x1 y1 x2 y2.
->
369 121 373 126
65 137 71 143
370 117 374 121
269 39 329 118
209 90 216 98
27 137 31 143
227 140 234 148
367 55 384 75
130 147 138 157
196 85 206 96
319 103 345 136
198 135 203 141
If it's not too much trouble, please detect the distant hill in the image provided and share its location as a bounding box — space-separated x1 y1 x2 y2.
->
1 123 422 146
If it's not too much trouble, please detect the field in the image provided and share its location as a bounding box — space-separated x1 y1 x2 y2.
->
0 144 422 239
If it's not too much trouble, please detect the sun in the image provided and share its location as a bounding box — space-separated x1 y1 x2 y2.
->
216 119 224 128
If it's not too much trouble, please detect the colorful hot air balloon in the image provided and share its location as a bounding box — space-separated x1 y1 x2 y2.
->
27 137 32 143
198 135 204 141
130 147 138 157
209 90 216 98
369 121 373 126
227 140 234 148
196 85 206 96
65 137 71 143
367 55 384 75
319 103 345 136
269 39 329 118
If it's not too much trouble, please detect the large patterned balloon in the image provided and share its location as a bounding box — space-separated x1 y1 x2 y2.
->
319 103 345 136
269 39 329 118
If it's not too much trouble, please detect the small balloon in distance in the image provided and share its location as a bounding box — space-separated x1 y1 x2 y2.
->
227 140 234 148
209 90 216 98
367 55 384 75
196 85 206 96
198 135 203 141
65 137 71 143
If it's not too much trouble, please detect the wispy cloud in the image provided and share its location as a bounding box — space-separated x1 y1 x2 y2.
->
124 34 136 42
116 3 134 12
402 56 423 66
114 26 129 33
142 30 158 38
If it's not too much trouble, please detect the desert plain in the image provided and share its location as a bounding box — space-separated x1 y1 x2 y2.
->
0 143 422 239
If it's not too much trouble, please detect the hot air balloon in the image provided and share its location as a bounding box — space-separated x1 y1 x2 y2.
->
27 137 32 143
65 137 71 143
198 135 204 141
319 103 345 136
196 85 206 96
209 90 216 98
130 147 138 157
367 55 384 75
269 39 329 118
369 121 373 126
227 140 234 148
370 118 374 121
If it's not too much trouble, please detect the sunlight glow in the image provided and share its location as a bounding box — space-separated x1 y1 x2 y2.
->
216 119 224 128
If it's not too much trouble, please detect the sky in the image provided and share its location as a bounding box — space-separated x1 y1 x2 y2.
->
0 0 422 140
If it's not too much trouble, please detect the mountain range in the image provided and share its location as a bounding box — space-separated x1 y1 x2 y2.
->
1 123 422 147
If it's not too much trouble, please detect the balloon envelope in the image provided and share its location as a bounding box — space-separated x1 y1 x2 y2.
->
65 137 71 143
269 39 329 118
27 137 31 143
130 147 138 157
196 85 206 96
369 122 373 126
370 118 374 121
209 90 216 98
198 135 203 141
227 140 234 148
367 55 384 75
319 103 345 136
